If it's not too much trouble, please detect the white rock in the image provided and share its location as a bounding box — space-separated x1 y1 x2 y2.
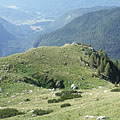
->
19 102 23 104
98 86 103 89
85 115 94 119
11 96 16 98
30 110 34 113
104 90 107 94
97 116 106 120
32 114 36 117
71 84 75 88
37 89 39 92
73 86 77 90
29 90 33 93
89 93 93 96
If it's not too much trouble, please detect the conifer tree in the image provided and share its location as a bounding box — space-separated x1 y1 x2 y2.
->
105 62 111 77
89 52 96 67
113 59 119 67
99 60 105 73
97 57 100 67
97 66 101 76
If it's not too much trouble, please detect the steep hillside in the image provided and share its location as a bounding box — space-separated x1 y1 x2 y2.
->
33 7 120 59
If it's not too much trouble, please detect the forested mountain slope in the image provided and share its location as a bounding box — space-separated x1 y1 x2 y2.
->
33 7 120 59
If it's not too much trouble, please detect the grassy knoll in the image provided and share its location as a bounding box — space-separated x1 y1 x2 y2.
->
0 43 119 119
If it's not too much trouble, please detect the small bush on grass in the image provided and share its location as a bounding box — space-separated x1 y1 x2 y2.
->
0 108 24 119
60 103 71 108
111 88 120 92
60 93 82 100
60 90 82 100
48 98 64 103
48 90 82 103
33 109 53 116
55 92 62 96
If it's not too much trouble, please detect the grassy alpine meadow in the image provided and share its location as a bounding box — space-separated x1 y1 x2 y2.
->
0 43 120 119
1 84 120 120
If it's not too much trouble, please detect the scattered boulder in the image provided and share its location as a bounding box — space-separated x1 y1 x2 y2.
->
8 101 11 103
97 116 106 120
29 90 33 93
71 84 78 90
64 62 67 66
32 114 36 117
19 102 23 104
56 81 65 89
84 115 94 119
11 96 16 98
29 110 34 113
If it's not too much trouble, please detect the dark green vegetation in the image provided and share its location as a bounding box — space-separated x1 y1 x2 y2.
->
0 44 120 97
111 88 120 92
0 108 24 119
60 103 71 108
33 7 120 59
48 90 82 103
89 49 120 83
33 109 53 116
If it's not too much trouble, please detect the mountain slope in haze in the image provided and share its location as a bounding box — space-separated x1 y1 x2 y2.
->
0 6 115 57
0 17 43 57
48 6 115 31
33 7 120 59
0 23 21 57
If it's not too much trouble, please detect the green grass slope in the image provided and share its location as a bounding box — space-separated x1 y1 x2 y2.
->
33 7 120 59
0 43 118 96
1 44 120 120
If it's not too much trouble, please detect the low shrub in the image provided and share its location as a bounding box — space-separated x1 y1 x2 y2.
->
33 109 53 116
60 103 71 108
48 98 64 103
60 90 82 100
0 108 24 119
111 88 120 92
60 94 82 100
48 90 82 103
55 92 62 96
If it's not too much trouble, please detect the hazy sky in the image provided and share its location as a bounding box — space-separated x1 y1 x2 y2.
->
0 0 120 17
